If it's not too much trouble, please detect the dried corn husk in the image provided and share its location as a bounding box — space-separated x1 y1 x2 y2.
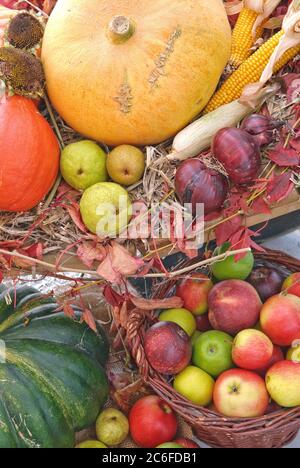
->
242 0 300 101
249 0 282 37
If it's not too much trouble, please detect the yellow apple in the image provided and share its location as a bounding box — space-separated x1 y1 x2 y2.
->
266 361 300 407
174 365 214 406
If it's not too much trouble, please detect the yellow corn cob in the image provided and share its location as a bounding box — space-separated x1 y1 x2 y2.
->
230 8 264 68
205 30 300 114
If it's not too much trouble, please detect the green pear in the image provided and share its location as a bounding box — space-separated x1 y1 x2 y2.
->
96 409 129 447
80 182 132 237
60 140 108 190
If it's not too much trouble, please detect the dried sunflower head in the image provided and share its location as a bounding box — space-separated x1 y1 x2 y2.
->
0 47 45 98
7 13 44 50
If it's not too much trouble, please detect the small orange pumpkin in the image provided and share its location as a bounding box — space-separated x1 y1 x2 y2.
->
0 95 60 212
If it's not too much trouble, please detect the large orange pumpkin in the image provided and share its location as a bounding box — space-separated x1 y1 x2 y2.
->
0 96 60 212
42 0 231 146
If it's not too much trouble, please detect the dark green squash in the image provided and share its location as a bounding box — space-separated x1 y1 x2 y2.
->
0 285 109 448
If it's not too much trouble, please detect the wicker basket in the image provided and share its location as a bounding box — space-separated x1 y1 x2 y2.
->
123 250 300 449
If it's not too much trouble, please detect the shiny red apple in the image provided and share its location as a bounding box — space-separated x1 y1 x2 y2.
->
208 280 262 335
129 395 178 448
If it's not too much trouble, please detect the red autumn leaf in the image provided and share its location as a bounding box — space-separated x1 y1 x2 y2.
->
266 172 294 203
251 197 272 215
81 308 97 333
267 144 300 167
111 242 145 276
23 243 44 260
215 215 243 246
67 203 88 233
0 271 3 283
103 285 125 307
63 303 76 319
130 295 184 311
77 242 107 269
97 242 149 284
229 226 264 261
176 239 199 259
97 251 121 284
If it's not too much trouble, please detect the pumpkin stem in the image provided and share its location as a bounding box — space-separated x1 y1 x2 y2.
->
109 15 135 43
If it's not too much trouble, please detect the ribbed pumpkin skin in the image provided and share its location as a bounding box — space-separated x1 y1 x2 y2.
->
0 96 60 212
42 0 231 146
0 286 109 448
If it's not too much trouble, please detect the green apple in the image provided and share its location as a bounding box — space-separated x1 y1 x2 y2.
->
192 330 234 378
156 443 183 449
96 408 129 447
60 140 108 190
211 242 254 281
76 440 107 448
80 182 132 236
159 308 196 337
173 365 214 406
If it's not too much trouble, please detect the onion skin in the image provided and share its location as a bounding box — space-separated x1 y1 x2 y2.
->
212 128 261 185
175 159 229 215
241 114 283 147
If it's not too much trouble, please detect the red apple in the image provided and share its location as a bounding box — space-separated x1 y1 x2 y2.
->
208 280 262 335
213 369 269 418
232 329 273 370
260 294 300 346
248 267 284 302
255 345 284 377
176 273 213 316
174 438 200 449
144 322 192 375
196 313 213 332
129 395 178 448
282 273 300 298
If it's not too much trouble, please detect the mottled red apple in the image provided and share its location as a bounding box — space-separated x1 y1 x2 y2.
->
213 369 269 418
144 322 192 375
208 280 262 335
232 329 273 371
255 345 284 377
260 294 300 346
176 273 213 316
